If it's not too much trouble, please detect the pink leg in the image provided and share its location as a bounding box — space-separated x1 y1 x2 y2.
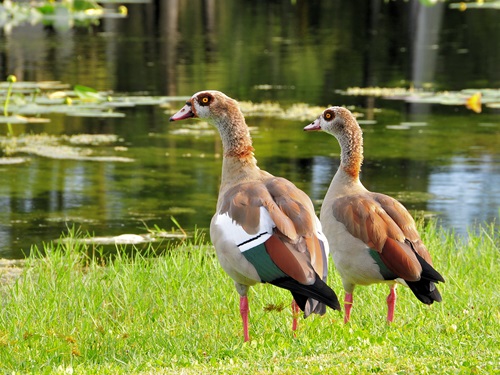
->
344 293 353 324
291 300 300 333
240 296 250 342
387 285 397 323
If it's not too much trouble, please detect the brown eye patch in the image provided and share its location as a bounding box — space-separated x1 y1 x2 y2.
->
198 93 213 106
323 109 335 121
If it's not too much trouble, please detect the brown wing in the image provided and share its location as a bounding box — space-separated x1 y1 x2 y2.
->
265 235 314 284
265 177 316 238
372 193 434 265
305 234 327 280
219 181 298 238
265 177 328 279
218 178 325 284
332 193 423 281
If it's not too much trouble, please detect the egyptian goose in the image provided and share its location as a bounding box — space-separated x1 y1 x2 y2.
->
170 91 340 341
304 106 444 323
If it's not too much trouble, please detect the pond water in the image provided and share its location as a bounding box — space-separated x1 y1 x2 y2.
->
0 0 499 259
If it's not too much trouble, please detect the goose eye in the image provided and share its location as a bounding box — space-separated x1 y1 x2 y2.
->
198 93 213 106
324 110 334 121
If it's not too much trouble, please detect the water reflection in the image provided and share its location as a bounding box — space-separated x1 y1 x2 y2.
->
428 155 500 230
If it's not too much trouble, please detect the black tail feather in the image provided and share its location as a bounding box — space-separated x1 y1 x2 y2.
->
406 279 442 304
270 273 341 317
406 250 445 305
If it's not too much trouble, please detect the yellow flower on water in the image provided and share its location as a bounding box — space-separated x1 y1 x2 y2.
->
466 92 482 113
119 5 128 16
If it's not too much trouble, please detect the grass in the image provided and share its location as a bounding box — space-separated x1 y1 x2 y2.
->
0 222 498 374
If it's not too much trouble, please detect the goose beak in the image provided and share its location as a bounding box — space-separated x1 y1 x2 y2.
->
303 118 321 131
169 103 195 121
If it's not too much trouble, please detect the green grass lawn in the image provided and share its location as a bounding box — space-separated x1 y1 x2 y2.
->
0 222 498 374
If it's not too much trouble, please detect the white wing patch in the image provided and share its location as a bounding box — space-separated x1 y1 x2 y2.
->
314 216 330 256
214 207 275 252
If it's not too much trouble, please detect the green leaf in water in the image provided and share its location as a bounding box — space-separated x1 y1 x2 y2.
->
73 85 106 102
73 0 102 12
36 4 56 15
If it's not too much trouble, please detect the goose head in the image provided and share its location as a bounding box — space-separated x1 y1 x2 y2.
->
169 90 240 122
304 106 363 178
303 106 360 141
169 90 252 158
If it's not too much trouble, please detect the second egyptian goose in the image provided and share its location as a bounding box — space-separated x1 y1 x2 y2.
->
304 106 444 323
170 91 340 341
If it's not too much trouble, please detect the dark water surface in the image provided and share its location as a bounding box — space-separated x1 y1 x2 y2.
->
1 1 499 258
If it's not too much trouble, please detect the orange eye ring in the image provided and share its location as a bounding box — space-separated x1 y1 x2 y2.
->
202 97 209 103
324 110 334 120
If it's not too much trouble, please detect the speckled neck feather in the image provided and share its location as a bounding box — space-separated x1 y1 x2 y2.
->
338 116 363 179
212 97 255 161
221 116 255 160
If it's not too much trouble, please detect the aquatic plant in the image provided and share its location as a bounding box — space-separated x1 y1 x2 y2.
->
339 86 500 113
449 1 500 11
2 74 16 136
0 0 128 30
0 78 187 135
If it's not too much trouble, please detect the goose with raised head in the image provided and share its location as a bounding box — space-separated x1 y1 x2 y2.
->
170 91 340 341
304 106 444 323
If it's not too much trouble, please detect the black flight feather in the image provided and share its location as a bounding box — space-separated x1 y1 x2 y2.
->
270 273 341 317
406 249 445 304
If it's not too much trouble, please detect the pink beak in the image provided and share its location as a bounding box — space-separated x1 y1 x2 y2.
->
169 103 195 121
303 118 321 131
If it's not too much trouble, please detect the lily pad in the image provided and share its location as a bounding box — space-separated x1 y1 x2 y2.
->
0 157 29 165
103 101 137 108
17 146 134 162
66 134 121 145
400 122 428 127
0 79 195 127
0 81 70 90
449 2 500 10
236 101 284 117
237 101 328 121
0 115 29 124
1 134 134 162
386 125 411 130
34 97 68 105
340 87 500 113
253 84 296 90
22 146 134 162
281 103 330 121
112 96 182 106
169 121 216 137
10 103 55 115
66 110 126 118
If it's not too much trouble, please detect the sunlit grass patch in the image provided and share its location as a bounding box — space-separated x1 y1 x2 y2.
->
0 221 498 374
